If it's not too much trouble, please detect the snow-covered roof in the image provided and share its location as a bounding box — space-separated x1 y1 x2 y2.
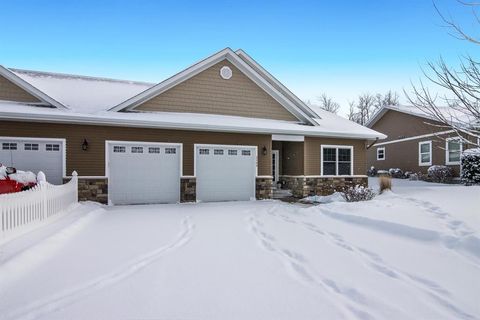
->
0 101 385 139
10 68 153 114
367 104 476 128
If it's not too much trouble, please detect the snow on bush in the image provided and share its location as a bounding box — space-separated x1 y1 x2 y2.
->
377 170 390 176
0 164 37 184
367 166 377 177
342 185 376 202
388 168 404 178
301 192 345 204
427 165 453 183
461 148 480 184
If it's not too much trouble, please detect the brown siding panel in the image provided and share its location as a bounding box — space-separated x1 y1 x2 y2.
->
135 60 299 121
0 121 272 177
0 75 41 103
304 137 367 176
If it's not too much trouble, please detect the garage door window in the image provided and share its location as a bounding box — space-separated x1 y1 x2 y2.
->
131 146 143 153
149 147 160 154
113 146 126 153
46 144 60 151
165 148 176 154
228 150 237 156
321 145 353 176
2 143 17 150
242 150 251 156
199 148 209 155
214 149 224 155
24 143 39 151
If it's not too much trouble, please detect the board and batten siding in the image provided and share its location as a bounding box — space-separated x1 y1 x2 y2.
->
134 59 299 122
0 121 272 177
304 137 367 176
0 75 41 103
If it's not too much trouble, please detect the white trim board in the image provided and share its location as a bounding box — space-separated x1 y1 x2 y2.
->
0 65 67 109
108 48 316 126
272 134 304 142
374 130 455 146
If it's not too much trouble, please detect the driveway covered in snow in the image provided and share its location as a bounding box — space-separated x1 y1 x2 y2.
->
0 181 479 320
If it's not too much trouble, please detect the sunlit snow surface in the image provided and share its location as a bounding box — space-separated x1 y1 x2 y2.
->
0 178 479 320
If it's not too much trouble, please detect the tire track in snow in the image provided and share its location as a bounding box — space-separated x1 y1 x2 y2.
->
247 208 400 320
266 207 476 320
3 216 195 320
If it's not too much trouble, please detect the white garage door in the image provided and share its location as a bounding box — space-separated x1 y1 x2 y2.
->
0 138 64 184
108 142 181 205
196 145 256 202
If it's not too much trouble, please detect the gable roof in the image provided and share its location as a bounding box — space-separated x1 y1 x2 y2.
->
109 48 317 125
0 65 67 109
367 104 476 128
10 68 153 114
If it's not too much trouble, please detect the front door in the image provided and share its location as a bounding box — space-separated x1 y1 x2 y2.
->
272 150 279 184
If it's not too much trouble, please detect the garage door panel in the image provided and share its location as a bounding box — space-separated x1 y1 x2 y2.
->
108 143 181 205
196 146 256 202
0 139 63 184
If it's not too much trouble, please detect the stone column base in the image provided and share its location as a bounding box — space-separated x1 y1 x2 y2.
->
281 176 368 198
64 177 108 204
256 177 273 200
181 177 196 202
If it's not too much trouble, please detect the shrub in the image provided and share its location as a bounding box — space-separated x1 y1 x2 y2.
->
379 176 392 193
367 166 377 177
427 165 453 183
461 148 480 184
388 168 404 178
377 170 390 176
407 172 419 181
342 185 376 202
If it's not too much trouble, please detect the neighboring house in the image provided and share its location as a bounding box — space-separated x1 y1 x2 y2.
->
366 105 477 177
0 48 385 204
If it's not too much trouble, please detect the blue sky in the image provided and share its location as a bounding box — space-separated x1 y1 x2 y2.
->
1 0 477 115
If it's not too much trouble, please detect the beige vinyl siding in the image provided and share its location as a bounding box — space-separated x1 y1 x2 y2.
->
0 120 272 177
304 137 367 176
0 74 41 103
135 60 299 121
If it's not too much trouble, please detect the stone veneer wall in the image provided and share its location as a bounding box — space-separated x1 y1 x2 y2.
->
256 177 273 200
281 176 368 198
64 177 108 204
181 177 196 202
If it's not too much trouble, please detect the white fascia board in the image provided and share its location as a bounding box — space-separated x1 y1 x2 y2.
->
108 48 317 126
0 111 383 140
0 65 68 110
235 49 320 119
272 134 304 142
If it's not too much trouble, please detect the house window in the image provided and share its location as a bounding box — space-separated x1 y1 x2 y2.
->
242 150 251 156
149 147 160 154
131 146 143 153
24 143 39 151
46 144 60 151
321 146 353 176
446 138 462 165
165 147 176 154
214 149 224 155
2 143 17 150
228 150 237 156
377 147 385 160
113 146 126 153
418 141 432 166
199 148 209 155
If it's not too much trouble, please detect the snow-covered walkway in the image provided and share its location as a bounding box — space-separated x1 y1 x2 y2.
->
0 180 479 320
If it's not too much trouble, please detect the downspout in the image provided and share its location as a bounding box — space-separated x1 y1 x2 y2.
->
366 138 379 150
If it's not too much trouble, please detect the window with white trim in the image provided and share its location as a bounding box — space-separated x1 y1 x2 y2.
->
418 141 432 166
24 143 39 151
149 147 160 154
165 147 176 154
131 146 143 153
321 146 353 176
377 147 385 160
446 138 462 165
2 143 17 150
199 148 209 155
113 146 126 153
46 144 60 151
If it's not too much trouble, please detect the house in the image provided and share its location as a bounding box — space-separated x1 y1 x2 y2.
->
0 48 385 204
366 104 477 177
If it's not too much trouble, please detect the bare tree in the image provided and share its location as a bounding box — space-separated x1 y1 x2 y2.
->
405 1 480 146
375 90 399 110
316 94 341 114
347 93 377 125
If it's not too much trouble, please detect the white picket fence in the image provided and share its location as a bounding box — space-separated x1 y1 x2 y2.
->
0 171 78 245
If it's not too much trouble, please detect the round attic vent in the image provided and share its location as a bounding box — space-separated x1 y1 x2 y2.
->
220 66 232 80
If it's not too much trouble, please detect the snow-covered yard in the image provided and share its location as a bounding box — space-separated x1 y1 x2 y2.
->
0 179 479 320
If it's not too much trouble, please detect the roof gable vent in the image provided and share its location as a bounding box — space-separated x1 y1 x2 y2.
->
220 66 232 80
